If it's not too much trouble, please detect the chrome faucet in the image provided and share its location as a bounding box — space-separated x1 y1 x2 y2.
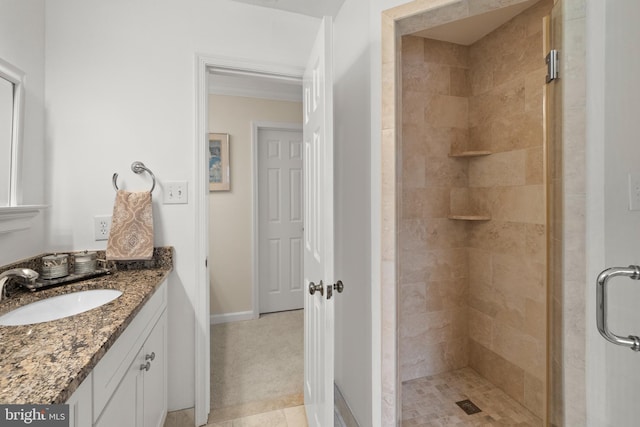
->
0 268 39 301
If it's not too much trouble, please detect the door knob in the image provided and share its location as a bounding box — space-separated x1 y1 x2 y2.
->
327 280 345 300
309 280 324 296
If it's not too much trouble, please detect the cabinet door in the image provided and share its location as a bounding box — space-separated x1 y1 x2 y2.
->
95 347 144 427
66 372 92 427
143 310 167 427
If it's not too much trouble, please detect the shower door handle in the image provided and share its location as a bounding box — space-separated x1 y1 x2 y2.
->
597 265 640 351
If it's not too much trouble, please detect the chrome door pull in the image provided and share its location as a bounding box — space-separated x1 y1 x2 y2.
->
597 265 640 351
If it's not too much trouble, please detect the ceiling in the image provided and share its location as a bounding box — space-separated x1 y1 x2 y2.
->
411 0 539 45
228 0 346 18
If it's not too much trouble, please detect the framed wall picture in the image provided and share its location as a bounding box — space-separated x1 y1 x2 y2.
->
208 133 230 191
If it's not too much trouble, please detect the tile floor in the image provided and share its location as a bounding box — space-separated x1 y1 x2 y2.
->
164 405 308 427
402 368 542 427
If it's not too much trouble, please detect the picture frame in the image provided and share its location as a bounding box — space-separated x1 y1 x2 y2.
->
208 133 230 191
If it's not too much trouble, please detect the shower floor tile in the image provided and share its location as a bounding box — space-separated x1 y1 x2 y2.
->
402 368 542 427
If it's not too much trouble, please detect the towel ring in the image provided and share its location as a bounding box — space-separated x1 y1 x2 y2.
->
112 161 156 193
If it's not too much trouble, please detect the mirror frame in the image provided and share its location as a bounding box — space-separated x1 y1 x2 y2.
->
0 57 25 206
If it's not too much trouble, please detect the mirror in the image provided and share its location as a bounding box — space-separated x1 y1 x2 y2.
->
0 57 25 207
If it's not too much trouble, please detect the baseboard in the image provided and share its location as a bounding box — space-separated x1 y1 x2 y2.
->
210 310 255 325
335 383 360 427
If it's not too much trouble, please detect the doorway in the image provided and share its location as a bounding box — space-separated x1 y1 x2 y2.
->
206 67 306 424
379 0 567 425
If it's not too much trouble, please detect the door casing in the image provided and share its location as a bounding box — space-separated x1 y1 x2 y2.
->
195 55 304 426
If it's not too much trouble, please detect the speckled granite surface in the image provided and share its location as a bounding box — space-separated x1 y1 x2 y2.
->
0 247 173 404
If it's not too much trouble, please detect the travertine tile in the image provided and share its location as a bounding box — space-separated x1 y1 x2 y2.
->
492 253 545 302
468 220 526 255
423 37 469 68
425 94 469 129
400 282 427 315
402 367 540 426
283 406 308 427
524 368 545 418
468 307 493 349
525 146 544 185
402 187 450 219
468 149 527 187
449 67 469 97
424 278 468 312
490 185 545 224
230 409 287 427
402 35 425 65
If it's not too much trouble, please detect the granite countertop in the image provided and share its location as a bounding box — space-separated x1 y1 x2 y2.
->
0 248 172 404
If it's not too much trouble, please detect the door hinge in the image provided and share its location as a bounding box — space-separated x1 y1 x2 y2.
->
546 49 559 83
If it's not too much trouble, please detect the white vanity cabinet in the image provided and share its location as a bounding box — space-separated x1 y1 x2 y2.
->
71 279 168 427
66 372 93 427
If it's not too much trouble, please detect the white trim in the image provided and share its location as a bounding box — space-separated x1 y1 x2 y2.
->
0 57 25 207
210 310 256 325
585 0 607 425
0 205 47 234
195 54 304 427
194 54 211 427
252 121 303 319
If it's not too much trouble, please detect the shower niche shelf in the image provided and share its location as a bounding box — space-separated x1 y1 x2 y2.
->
448 215 491 221
448 151 492 158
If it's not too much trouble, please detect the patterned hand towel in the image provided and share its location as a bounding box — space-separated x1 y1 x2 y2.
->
106 190 154 260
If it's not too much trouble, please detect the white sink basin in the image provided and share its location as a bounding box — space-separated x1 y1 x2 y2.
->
0 289 123 326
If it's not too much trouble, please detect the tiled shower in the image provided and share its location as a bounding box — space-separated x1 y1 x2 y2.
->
398 0 552 423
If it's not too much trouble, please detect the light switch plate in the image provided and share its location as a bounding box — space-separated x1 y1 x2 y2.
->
164 181 188 204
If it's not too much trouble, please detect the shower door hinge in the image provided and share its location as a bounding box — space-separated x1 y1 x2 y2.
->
546 49 559 83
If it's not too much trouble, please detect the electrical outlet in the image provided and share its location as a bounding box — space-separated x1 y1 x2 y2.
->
164 181 188 204
94 215 112 241
629 173 640 211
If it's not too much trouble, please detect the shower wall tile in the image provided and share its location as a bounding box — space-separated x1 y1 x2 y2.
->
401 35 425 65
468 339 525 407
422 37 468 68
400 282 427 315
525 146 544 184
489 185 545 224
449 67 469 97
489 110 543 152
468 307 493 348
402 187 450 219
424 94 468 129
425 278 467 312
424 156 468 186
467 150 527 187
524 68 546 112
468 79 525 128
524 370 545 418
425 126 469 156
525 223 546 263
468 220 526 255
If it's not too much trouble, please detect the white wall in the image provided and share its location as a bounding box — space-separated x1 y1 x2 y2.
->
586 1 640 425
0 0 46 265
208 94 302 316
333 0 373 425
44 0 319 411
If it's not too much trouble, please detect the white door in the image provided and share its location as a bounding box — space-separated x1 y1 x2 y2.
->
303 17 334 427
590 1 640 426
258 128 304 313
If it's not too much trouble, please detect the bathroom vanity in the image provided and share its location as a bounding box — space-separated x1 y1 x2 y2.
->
0 250 172 427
